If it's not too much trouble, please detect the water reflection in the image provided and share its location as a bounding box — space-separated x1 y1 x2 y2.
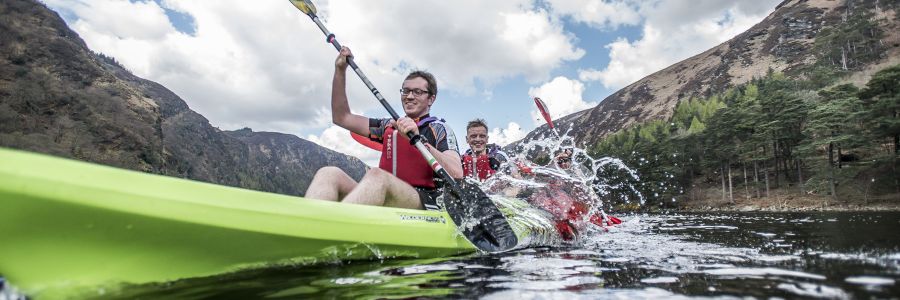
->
72 212 897 299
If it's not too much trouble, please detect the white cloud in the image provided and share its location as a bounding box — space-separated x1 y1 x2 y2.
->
43 0 584 136
44 0 175 40
306 125 380 167
45 0 342 134
40 0 782 163
489 122 526 146
545 0 642 29
327 1 584 89
528 77 596 126
577 26 670 89
578 0 781 90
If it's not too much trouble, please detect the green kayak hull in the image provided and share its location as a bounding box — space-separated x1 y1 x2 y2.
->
0 148 559 298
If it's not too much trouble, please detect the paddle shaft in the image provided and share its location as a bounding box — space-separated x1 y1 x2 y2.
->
301 11 463 193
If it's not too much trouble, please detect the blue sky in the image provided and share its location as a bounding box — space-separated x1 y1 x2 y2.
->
43 0 780 165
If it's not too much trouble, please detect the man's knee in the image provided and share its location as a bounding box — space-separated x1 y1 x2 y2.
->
359 168 413 192
313 166 348 181
316 166 346 176
366 169 413 189
361 168 391 183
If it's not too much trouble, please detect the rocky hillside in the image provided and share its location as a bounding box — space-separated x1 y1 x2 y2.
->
522 0 899 147
0 0 367 196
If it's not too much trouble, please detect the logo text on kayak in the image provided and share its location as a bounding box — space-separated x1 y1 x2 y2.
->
399 214 447 224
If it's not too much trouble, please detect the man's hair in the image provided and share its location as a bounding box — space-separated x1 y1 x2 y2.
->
467 118 488 131
405 70 437 96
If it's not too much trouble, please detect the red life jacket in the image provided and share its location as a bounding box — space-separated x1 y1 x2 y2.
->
377 118 440 188
529 188 623 241
462 153 496 181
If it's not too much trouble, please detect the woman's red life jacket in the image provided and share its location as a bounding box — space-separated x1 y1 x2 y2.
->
528 188 622 241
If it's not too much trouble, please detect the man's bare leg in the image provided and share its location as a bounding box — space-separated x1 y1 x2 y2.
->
342 168 421 209
304 166 359 201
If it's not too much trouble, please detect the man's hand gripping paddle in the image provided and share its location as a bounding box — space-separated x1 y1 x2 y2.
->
289 0 517 252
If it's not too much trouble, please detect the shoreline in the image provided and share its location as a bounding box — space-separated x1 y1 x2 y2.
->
620 191 900 213
674 203 900 212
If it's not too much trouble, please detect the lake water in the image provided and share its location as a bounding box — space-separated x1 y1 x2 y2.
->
70 211 899 299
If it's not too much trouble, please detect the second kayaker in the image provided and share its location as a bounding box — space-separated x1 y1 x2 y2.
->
461 119 509 181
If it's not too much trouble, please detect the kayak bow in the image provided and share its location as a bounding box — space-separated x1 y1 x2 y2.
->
0 148 557 297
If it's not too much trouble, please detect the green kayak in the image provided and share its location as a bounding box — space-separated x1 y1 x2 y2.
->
0 148 559 298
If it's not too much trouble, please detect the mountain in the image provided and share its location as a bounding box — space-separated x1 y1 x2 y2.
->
522 0 899 147
0 0 367 196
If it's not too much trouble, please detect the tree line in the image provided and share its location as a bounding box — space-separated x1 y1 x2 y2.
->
588 2 898 208
590 66 899 207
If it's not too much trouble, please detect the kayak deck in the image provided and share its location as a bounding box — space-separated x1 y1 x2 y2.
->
0 148 480 297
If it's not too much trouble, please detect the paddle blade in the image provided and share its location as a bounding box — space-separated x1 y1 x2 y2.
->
442 181 518 252
534 97 554 129
607 215 623 225
288 0 317 15
350 132 382 151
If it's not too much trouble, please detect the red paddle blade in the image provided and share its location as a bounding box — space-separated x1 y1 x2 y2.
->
608 216 623 225
534 97 554 129
589 214 623 227
350 132 382 151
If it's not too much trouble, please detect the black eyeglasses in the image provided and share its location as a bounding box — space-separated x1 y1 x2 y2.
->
557 158 572 164
400 88 430 97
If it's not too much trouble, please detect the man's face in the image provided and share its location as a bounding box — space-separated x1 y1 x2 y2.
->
466 126 488 154
555 149 572 169
400 77 435 118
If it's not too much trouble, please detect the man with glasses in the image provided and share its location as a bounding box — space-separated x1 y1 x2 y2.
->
305 46 462 211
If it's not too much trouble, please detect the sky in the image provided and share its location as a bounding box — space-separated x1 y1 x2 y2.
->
43 0 781 166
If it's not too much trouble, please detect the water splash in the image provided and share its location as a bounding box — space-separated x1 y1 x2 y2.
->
0 277 26 300
466 129 646 243
511 128 644 205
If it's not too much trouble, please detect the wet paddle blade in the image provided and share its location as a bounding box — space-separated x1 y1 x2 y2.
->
442 181 518 252
534 97 554 129
288 0 317 15
608 215 623 225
